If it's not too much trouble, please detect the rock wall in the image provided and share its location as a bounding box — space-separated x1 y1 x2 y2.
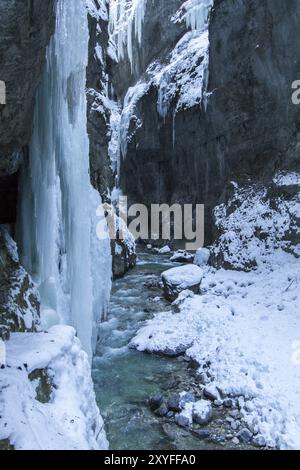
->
0 0 56 175
109 0 300 244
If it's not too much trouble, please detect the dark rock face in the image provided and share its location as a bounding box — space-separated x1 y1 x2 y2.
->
113 0 300 244
87 9 114 202
0 0 56 177
111 0 184 98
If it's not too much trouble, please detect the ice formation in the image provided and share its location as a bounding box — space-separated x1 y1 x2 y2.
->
173 0 213 31
17 0 112 358
109 0 147 68
112 0 214 161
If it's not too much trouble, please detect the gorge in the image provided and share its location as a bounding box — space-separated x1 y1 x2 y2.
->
0 0 300 451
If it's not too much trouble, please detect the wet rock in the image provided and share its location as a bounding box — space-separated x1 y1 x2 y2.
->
175 414 190 428
237 428 253 444
232 437 240 445
154 403 169 417
180 392 196 407
162 423 177 441
161 265 203 301
192 400 213 425
223 398 234 408
191 429 210 440
149 394 163 411
167 395 182 413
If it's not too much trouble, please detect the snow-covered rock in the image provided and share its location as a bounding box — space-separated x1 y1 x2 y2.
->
194 247 210 267
192 400 213 425
0 227 40 339
161 265 203 301
112 215 137 279
170 250 194 263
0 326 108 450
159 245 172 255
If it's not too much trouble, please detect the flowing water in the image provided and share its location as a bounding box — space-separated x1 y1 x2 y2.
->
92 252 248 450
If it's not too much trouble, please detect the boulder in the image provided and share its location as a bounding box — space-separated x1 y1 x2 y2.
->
192 400 213 425
170 250 194 264
161 265 203 301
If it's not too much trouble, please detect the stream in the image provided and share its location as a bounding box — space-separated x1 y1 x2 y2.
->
92 252 249 450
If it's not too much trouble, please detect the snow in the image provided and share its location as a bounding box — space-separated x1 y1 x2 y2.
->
194 247 210 266
17 0 112 357
0 327 108 450
273 171 300 187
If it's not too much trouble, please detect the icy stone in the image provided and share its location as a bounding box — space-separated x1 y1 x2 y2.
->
194 248 210 267
231 421 239 431
159 246 172 254
203 385 219 402
170 250 194 263
167 394 182 412
149 394 163 411
175 414 190 428
154 403 169 417
180 392 196 407
232 437 240 445
192 400 213 425
237 428 253 444
161 265 203 301
252 434 267 448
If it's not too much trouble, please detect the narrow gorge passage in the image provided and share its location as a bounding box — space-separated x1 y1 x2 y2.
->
92 252 251 451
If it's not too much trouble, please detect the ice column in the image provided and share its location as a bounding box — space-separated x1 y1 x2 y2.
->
17 0 112 357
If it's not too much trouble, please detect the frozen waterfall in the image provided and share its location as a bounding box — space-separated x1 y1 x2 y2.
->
17 0 112 358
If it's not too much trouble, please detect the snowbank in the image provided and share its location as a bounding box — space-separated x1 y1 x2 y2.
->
0 326 108 450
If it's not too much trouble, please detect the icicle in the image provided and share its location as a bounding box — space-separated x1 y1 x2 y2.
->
17 0 112 358
108 0 147 70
